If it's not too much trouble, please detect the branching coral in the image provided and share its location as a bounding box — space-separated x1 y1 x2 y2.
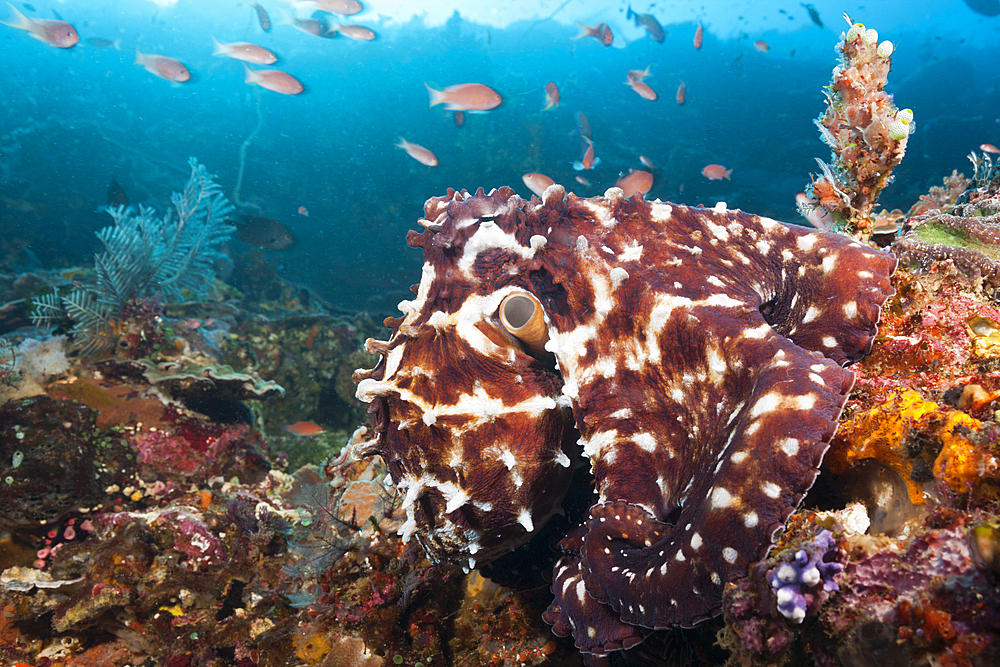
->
804 14 911 237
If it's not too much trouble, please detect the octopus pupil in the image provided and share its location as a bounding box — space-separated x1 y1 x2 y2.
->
480 215 496 222
502 295 535 329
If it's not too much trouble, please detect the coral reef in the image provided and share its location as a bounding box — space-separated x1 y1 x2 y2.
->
803 16 911 237
895 153 1000 291
353 185 895 658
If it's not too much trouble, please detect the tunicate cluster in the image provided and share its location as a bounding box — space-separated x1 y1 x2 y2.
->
766 530 844 623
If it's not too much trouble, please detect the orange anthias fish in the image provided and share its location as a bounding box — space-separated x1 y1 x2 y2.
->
453 110 465 127
694 21 703 49
337 24 376 41
627 67 651 82
284 421 325 436
426 83 502 111
244 64 303 95
702 163 732 180
676 81 686 105
212 37 277 64
982 143 1000 154
293 0 362 15
135 49 190 82
754 40 770 52
573 136 601 171
1 3 78 48
396 137 438 167
626 77 657 101
522 173 555 197
615 169 654 198
298 205 309 216
639 155 656 169
575 21 613 46
543 82 560 110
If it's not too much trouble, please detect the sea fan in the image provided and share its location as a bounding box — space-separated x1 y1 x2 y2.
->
31 158 234 355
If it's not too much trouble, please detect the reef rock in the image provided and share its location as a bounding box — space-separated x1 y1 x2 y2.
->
353 186 896 657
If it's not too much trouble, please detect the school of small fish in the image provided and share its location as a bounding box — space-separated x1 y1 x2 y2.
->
6 0 955 254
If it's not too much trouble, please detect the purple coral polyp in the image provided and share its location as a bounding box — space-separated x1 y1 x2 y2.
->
767 530 844 623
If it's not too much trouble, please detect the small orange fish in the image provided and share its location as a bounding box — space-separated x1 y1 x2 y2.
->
1 3 78 48
576 111 592 139
543 82 560 110
212 37 277 64
627 67 651 83
639 155 656 169
615 169 653 198
694 21 703 49
575 21 613 46
244 64 303 95
702 163 732 180
298 206 309 216
676 81 686 105
753 40 770 52
453 110 465 127
284 421 325 436
426 82 502 111
337 24 376 41
523 173 555 197
573 136 601 171
626 78 657 101
396 137 438 167
982 143 1000 154
135 49 190 82
575 175 592 187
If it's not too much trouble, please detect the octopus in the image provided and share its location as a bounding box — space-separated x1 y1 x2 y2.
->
353 185 896 658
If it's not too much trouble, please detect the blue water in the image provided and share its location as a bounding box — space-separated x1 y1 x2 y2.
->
2 0 999 315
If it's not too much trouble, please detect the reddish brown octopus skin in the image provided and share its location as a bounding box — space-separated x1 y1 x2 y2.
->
353 185 896 658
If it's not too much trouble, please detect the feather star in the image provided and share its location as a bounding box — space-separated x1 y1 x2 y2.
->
354 185 895 657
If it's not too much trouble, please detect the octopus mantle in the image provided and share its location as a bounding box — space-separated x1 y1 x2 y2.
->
354 186 895 656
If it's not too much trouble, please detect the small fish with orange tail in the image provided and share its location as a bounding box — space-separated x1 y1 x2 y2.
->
426 82 502 111
396 138 438 167
625 67 657 101
1 2 77 48
284 421 325 436
701 163 732 180
573 136 601 171
575 21 613 46
522 173 556 197
694 21 703 49
135 49 190 82
543 82 560 110
212 37 276 65
676 81 687 105
243 64 303 95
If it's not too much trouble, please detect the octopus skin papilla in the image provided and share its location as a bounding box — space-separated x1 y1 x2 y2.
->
353 185 896 657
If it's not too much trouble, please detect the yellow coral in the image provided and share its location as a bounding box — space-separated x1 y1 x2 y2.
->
935 411 993 493
828 390 940 504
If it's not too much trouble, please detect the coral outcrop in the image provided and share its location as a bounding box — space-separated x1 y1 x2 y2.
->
803 15 911 237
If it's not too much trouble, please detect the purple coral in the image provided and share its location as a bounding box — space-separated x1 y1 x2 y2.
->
766 530 844 623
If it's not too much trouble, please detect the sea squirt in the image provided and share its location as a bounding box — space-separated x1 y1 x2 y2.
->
353 185 896 657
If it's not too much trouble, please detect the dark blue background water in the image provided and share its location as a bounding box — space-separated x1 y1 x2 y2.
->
2 0 998 317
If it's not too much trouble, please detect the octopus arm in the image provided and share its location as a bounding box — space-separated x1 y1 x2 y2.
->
542 552 647 656
751 221 897 365
577 306 855 629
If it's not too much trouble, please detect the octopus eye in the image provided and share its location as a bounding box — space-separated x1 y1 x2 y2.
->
479 215 496 223
499 291 549 356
